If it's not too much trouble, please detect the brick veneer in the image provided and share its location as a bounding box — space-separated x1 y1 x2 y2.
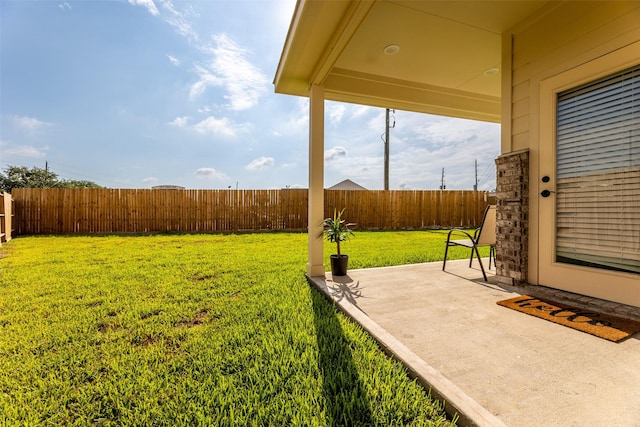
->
495 150 529 286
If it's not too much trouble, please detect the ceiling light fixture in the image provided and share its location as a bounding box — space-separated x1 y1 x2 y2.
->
383 44 400 55
484 67 499 76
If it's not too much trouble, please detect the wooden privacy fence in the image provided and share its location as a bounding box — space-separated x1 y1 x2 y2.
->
13 188 492 235
0 192 14 244
326 189 491 230
13 188 308 234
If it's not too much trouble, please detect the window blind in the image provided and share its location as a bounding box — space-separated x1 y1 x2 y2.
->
556 64 640 274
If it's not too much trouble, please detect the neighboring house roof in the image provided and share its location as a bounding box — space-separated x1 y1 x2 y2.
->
328 179 367 190
274 1 547 123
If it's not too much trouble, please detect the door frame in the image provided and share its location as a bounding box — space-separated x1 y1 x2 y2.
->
538 42 640 307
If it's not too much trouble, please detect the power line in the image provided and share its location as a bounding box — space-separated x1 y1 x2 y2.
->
478 162 495 184
49 164 124 187
477 160 497 190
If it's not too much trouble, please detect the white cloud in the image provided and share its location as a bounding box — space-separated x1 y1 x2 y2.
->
189 64 223 99
168 116 190 127
327 104 346 126
169 115 247 137
245 156 274 171
195 167 229 180
11 115 53 132
128 0 197 40
128 0 159 16
58 2 71 10
273 0 297 31
390 146 439 188
351 105 372 119
166 54 180 66
329 155 381 184
158 0 198 40
143 176 159 185
191 34 268 111
320 109 498 190
3 144 47 158
387 124 498 190
277 98 309 136
340 110 499 190
325 146 347 161
402 114 497 148
192 116 236 137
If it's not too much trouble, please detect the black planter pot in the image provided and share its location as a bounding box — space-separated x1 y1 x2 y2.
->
330 254 349 276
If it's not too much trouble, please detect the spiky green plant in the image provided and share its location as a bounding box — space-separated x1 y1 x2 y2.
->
319 208 355 256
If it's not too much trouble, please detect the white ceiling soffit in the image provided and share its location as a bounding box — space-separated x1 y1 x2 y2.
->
274 0 550 122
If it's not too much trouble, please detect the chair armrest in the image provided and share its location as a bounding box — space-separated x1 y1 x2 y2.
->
472 227 481 240
446 228 475 242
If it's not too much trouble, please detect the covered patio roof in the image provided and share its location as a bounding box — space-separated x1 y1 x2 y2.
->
274 0 551 123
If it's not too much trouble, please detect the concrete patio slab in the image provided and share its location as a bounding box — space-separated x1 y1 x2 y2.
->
308 259 640 427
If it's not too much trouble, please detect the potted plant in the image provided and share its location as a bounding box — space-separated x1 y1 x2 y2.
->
319 208 354 276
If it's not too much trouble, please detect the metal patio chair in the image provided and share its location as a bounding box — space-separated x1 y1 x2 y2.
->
442 205 496 281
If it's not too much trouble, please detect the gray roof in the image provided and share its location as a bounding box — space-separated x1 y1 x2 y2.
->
328 179 367 190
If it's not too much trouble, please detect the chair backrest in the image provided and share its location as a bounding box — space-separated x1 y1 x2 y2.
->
476 205 496 246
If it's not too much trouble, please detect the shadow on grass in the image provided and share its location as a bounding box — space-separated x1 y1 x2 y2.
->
310 288 373 425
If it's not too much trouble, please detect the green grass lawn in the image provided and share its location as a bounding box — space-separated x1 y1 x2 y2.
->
0 231 479 426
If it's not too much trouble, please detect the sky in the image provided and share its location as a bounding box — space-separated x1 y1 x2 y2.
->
0 0 500 191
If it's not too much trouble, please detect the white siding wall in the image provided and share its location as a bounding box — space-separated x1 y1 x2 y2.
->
510 1 640 152
503 1 640 284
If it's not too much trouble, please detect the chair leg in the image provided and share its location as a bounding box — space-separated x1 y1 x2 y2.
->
442 243 450 271
473 245 488 281
489 245 495 270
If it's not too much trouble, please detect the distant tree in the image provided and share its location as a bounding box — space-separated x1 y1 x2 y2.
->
0 165 101 193
0 165 59 192
61 179 101 189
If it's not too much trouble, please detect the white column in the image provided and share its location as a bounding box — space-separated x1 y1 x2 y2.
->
307 84 325 276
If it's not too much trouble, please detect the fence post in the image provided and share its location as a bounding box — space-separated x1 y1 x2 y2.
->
0 192 13 244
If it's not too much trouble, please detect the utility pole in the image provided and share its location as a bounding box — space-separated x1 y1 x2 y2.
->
384 108 390 190
383 108 396 190
474 159 478 191
440 168 446 190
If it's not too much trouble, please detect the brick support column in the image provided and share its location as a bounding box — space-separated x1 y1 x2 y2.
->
495 150 529 286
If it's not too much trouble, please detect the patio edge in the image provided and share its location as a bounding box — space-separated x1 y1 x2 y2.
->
307 274 508 427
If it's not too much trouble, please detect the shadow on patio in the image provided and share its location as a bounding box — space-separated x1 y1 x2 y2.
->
308 259 640 427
